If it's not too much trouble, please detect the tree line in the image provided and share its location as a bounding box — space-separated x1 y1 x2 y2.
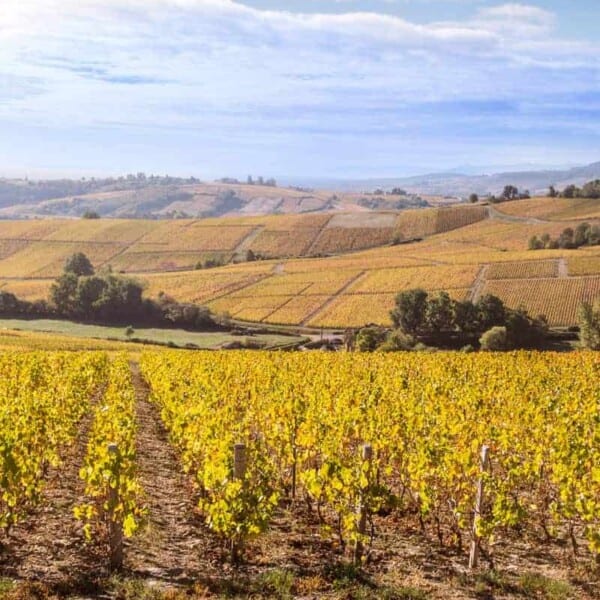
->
579 299 600 349
469 185 531 205
549 179 600 199
529 222 600 250
0 174 201 209
353 289 548 352
0 253 217 331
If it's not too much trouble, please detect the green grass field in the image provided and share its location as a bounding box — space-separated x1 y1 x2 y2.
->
0 319 306 350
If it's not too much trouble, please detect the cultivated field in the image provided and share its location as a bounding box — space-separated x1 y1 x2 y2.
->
494 197 600 221
482 277 600 326
1 350 597 599
1 200 600 327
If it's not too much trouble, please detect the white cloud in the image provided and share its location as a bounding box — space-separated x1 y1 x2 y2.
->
0 1 598 175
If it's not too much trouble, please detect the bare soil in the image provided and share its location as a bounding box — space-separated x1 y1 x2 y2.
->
125 364 224 585
0 386 107 591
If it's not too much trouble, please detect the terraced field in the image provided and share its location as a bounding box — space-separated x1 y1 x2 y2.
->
308 288 472 328
494 196 600 221
482 277 600 325
1 200 600 328
486 260 559 280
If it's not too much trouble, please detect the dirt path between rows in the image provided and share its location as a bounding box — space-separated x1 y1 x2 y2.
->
468 264 489 303
558 257 569 278
0 386 106 587
126 363 223 585
487 204 548 225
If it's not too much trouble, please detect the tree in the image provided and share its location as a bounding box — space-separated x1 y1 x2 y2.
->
50 272 79 314
82 210 100 219
377 330 415 352
588 225 600 246
548 185 557 198
528 235 543 250
64 252 94 277
581 179 600 199
561 184 579 199
390 289 429 335
469 193 479 203
540 233 551 248
477 295 506 331
454 300 480 334
424 291 454 333
505 308 548 349
0 291 19 315
575 222 591 247
355 327 387 352
125 325 135 339
480 326 508 351
501 185 519 201
74 275 108 318
93 275 144 321
163 302 213 329
578 300 600 350
558 227 575 249
246 249 256 262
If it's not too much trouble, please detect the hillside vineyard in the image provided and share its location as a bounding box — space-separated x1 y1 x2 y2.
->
1 199 600 328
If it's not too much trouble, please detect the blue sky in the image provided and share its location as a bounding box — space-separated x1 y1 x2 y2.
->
1 1 599 179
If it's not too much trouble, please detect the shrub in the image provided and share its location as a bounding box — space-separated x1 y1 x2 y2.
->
378 330 415 352
356 327 387 352
480 326 508 351
578 300 600 350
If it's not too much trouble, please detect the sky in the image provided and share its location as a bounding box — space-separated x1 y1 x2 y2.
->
1 0 599 179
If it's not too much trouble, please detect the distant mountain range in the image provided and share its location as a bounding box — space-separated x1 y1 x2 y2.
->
282 161 600 197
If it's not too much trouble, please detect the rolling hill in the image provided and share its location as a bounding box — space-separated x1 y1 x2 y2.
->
1 197 600 328
0 177 429 219
4 161 599 220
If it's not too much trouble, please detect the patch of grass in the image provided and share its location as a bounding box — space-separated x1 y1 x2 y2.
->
294 574 329 595
379 586 429 600
461 570 574 600
258 568 295 599
325 561 365 590
517 572 575 600
0 582 54 600
0 579 16 597
107 576 177 600
474 569 511 592
459 569 521 599
321 562 428 599
332 583 429 600
0 318 305 350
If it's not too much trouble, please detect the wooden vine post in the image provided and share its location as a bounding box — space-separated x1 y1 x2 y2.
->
291 443 297 500
232 442 247 564
354 443 373 565
469 445 490 569
107 443 124 571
